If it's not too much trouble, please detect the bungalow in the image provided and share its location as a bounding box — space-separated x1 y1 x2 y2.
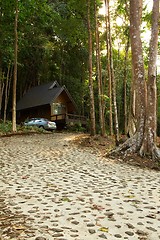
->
16 81 86 128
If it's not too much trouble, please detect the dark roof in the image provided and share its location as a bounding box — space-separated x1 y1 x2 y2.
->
16 81 76 111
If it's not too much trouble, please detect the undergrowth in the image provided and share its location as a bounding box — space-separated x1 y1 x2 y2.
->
0 120 45 135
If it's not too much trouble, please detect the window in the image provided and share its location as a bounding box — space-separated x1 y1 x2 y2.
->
52 103 66 115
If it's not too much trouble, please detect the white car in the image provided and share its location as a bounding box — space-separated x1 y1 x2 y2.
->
24 118 57 131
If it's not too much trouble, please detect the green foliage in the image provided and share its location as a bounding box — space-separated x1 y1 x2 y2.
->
67 122 86 133
0 0 15 64
0 120 13 134
0 0 159 137
0 120 47 135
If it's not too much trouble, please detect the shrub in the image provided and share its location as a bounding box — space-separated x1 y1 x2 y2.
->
0 121 12 134
67 122 86 132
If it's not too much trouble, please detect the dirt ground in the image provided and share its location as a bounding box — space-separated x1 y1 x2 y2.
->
1 132 160 240
1 130 160 171
72 133 160 171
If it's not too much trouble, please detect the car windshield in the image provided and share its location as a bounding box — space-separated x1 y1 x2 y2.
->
25 118 34 122
25 118 48 122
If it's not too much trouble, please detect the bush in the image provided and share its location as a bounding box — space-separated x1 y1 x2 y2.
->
67 122 86 132
0 120 13 134
0 120 44 135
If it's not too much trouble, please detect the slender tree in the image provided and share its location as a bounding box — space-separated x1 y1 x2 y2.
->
95 0 105 136
0 70 5 119
87 0 96 136
104 0 113 136
4 63 12 123
105 0 119 144
12 0 18 132
123 38 129 134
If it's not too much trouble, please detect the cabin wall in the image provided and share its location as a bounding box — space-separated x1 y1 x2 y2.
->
51 91 76 114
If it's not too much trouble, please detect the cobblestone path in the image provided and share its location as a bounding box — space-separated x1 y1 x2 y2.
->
0 133 160 240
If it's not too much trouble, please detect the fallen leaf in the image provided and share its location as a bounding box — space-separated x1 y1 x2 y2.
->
99 227 109 232
61 197 71 202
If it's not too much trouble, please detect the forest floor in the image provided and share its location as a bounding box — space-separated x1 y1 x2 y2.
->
72 133 160 171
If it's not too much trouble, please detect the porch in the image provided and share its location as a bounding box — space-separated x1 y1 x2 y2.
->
51 113 87 127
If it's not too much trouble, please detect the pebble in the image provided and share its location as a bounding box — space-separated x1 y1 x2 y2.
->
88 229 96 234
0 133 160 240
125 231 134 236
99 233 107 238
114 234 122 238
87 223 95 227
35 237 46 240
126 223 134 229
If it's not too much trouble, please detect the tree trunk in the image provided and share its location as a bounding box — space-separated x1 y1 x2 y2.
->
106 0 119 144
4 63 12 123
124 38 129 135
104 0 113 136
12 0 18 132
95 0 105 136
110 0 160 161
87 0 96 136
110 0 146 153
140 0 160 159
0 69 5 119
127 71 136 137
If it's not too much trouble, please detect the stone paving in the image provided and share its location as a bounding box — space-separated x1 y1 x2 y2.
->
0 132 160 240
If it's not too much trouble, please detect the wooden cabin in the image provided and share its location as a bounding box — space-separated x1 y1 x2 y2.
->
16 81 86 129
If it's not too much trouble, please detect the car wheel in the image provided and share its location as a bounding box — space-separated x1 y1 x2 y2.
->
39 125 45 129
